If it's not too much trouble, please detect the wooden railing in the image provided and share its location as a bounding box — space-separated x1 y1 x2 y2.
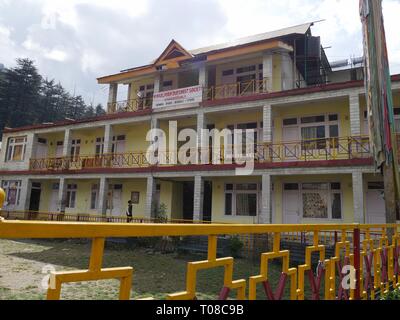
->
107 97 153 114
29 135 372 171
107 79 268 114
0 219 398 300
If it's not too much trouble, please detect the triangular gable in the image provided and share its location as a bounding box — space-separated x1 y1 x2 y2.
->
154 40 193 66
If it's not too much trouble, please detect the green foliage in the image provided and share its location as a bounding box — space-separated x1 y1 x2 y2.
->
381 288 400 300
229 236 244 258
0 59 105 139
153 202 168 223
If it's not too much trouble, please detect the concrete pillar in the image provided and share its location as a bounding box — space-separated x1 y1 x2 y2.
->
18 178 31 211
263 52 273 92
352 171 365 223
263 104 272 143
154 74 162 93
349 93 361 136
193 175 204 222
199 64 208 88
98 177 108 215
58 177 67 213
103 124 113 154
145 176 156 218
107 83 118 113
260 174 272 224
62 129 72 158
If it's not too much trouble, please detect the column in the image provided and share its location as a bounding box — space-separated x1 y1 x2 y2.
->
107 83 118 113
58 177 67 213
98 177 108 215
62 129 72 157
263 52 273 92
18 178 31 211
193 175 204 222
349 93 361 136
145 176 156 218
154 74 163 94
260 174 272 224
352 171 365 223
103 124 113 154
199 64 208 88
263 104 272 143
25 133 37 160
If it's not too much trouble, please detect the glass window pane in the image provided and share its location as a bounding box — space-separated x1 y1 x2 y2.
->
225 184 233 191
302 192 328 218
302 183 328 190
301 115 325 124
329 125 339 138
331 183 341 190
329 114 338 121
12 145 23 161
236 193 257 216
283 118 298 126
284 183 299 191
236 183 257 191
332 193 342 219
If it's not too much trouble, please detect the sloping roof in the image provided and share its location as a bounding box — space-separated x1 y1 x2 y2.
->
190 22 313 55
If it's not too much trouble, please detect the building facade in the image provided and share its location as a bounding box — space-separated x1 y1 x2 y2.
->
1 23 400 224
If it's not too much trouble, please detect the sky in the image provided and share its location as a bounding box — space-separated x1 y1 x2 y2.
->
0 0 399 107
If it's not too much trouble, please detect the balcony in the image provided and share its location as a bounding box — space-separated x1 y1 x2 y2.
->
107 78 268 114
29 135 373 172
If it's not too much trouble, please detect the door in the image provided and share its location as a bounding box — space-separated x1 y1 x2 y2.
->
56 144 63 157
203 181 212 222
182 182 194 220
366 183 385 224
29 187 41 212
283 184 300 224
36 141 48 159
282 126 299 161
49 185 59 212
111 185 123 216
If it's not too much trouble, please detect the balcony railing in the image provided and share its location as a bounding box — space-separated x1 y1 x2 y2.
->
29 135 373 171
107 79 268 114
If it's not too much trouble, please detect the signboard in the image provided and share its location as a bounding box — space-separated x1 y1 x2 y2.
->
152 85 203 109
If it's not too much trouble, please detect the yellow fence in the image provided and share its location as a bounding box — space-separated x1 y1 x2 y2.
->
0 219 398 300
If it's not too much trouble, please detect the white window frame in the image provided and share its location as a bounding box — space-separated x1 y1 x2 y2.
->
282 114 340 143
224 183 261 217
70 139 81 161
95 137 104 156
90 184 99 210
5 136 27 162
299 182 343 220
1 180 22 207
66 184 77 209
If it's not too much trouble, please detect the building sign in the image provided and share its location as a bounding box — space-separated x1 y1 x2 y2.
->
152 85 203 109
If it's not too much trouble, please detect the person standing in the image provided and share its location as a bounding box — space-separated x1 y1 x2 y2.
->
126 200 133 222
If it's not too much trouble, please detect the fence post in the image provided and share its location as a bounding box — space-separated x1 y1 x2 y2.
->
353 227 361 300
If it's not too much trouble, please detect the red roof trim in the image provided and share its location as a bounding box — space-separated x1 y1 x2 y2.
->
3 75 399 134
0 158 373 176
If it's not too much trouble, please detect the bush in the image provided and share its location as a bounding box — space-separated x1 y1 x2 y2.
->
229 236 244 258
381 289 400 300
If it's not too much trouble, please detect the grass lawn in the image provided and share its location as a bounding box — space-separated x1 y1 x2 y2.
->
0 238 299 300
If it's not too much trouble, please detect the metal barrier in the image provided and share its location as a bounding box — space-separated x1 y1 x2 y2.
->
0 220 398 300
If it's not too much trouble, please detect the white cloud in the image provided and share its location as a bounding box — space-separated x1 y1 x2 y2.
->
1 0 399 106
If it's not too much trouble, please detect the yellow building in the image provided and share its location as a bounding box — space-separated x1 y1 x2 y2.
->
1 22 400 224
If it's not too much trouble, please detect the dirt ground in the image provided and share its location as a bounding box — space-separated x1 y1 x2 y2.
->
0 238 285 300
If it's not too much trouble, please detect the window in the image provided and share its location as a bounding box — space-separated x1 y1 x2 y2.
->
283 118 298 126
237 65 256 74
90 184 99 210
222 69 234 76
66 184 77 208
138 84 154 108
226 122 262 156
301 182 342 219
282 114 340 150
1 180 22 207
111 135 126 154
6 136 27 162
95 137 104 156
70 139 81 161
224 183 260 217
